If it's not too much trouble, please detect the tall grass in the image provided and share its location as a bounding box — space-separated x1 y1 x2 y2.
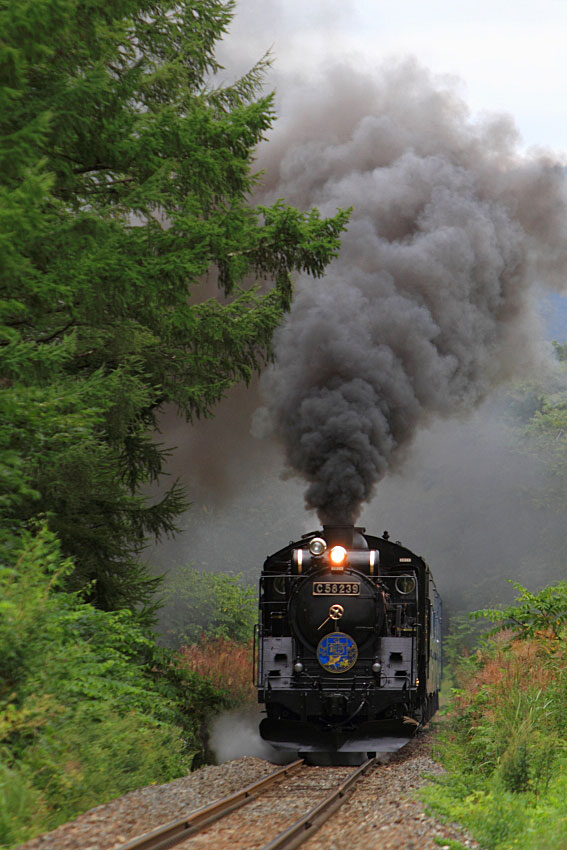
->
421 589 567 850
177 636 256 707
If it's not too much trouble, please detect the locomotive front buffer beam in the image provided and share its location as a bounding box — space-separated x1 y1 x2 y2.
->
259 717 414 754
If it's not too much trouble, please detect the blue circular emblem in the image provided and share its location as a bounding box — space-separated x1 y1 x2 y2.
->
316 631 358 673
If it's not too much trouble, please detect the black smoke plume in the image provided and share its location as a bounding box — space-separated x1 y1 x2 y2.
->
256 61 567 524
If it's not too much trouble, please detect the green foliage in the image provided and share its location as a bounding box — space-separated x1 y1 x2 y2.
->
23 707 185 823
494 356 567 597
423 763 567 850
421 586 567 850
551 340 567 362
422 775 531 850
0 0 348 612
0 758 48 848
159 565 256 647
472 580 567 639
0 525 230 847
150 648 233 750
508 358 567 515
495 717 557 796
441 612 490 685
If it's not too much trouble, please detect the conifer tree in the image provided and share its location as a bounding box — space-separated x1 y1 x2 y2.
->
0 0 348 614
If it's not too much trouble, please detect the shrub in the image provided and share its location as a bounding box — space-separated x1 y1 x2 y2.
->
472 580 567 639
158 566 257 648
497 721 556 795
447 635 558 774
178 636 256 708
0 526 230 847
0 757 48 848
22 706 186 821
422 586 567 850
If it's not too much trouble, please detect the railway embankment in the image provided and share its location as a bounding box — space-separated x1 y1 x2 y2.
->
420 580 567 850
14 733 477 850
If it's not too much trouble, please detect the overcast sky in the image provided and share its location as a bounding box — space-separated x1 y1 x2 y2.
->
219 0 567 153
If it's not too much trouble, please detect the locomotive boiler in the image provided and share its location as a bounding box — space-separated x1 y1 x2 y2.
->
255 524 441 757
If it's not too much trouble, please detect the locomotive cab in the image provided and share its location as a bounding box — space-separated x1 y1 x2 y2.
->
255 524 441 758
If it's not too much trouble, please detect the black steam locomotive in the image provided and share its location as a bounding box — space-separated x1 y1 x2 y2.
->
255 524 441 757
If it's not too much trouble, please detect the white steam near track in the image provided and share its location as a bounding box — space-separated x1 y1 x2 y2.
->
209 710 275 762
253 61 567 524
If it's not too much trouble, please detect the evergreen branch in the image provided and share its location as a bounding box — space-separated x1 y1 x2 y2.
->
0 0 347 616
72 164 115 175
80 178 136 194
37 321 76 344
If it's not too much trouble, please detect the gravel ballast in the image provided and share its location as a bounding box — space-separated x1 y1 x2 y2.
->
16 733 478 850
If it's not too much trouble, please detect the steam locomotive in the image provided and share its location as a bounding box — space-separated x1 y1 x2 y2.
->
255 524 441 758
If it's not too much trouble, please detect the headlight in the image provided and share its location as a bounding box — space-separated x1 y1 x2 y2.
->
309 537 327 556
329 545 347 566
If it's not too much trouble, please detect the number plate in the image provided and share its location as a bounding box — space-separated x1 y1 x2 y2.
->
312 581 360 596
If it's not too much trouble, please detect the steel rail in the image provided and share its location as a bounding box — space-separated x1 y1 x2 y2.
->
260 756 377 850
114 758 304 850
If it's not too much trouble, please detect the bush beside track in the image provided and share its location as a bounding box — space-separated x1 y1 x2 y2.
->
0 527 252 848
421 581 567 850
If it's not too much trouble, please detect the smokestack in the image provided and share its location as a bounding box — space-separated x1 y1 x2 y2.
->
257 61 567 524
323 524 355 548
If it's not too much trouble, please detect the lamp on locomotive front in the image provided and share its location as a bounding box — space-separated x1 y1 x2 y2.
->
329 545 347 571
309 537 327 556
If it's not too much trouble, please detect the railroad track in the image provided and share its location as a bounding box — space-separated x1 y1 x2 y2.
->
114 756 378 850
